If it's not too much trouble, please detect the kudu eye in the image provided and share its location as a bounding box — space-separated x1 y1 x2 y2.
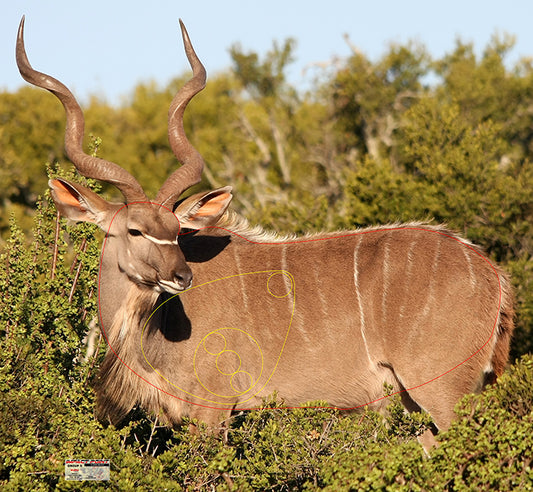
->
128 228 143 237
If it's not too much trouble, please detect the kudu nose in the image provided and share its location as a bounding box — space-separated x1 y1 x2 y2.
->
175 268 193 290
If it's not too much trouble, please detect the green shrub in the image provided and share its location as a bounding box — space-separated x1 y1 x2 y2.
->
0 171 531 490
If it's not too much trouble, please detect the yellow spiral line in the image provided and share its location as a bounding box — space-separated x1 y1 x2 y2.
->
140 269 296 406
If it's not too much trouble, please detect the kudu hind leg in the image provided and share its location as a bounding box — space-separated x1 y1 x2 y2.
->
395 367 485 451
397 385 441 450
382 363 445 450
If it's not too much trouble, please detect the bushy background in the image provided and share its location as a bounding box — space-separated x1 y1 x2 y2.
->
1 33 532 489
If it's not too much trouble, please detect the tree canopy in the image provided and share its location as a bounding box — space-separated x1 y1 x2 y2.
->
1 31 533 489
2 34 532 356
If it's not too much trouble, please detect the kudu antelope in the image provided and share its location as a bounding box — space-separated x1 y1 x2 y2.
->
17 16 514 449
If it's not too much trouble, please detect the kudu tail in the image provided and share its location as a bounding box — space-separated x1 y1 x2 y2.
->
485 271 515 386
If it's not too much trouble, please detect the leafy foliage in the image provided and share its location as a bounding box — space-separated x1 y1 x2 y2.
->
1 31 532 489
0 171 530 491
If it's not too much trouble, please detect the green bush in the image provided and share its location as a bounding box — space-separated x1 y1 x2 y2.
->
1 185 532 490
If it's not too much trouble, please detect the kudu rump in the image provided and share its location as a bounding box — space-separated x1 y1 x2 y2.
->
17 17 513 447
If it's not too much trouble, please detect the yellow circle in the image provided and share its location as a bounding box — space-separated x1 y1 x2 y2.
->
231 371 253 393
267 271 294 298
216 349 242 376
202 331 226 356
193 328 263 398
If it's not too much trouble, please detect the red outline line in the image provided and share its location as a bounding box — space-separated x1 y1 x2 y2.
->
97 211 503 412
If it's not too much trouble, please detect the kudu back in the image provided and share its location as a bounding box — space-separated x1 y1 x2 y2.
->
17 17 514 448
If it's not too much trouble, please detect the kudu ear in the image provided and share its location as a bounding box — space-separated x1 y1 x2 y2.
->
174 186 232 229
48 178 116 230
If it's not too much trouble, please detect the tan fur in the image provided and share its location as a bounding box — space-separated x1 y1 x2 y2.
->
94 220 514 443
17 17 514 449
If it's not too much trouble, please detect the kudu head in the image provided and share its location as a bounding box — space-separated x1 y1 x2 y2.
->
16 16 232 295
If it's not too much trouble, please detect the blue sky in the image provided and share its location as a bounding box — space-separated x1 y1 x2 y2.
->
1 1 533 104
